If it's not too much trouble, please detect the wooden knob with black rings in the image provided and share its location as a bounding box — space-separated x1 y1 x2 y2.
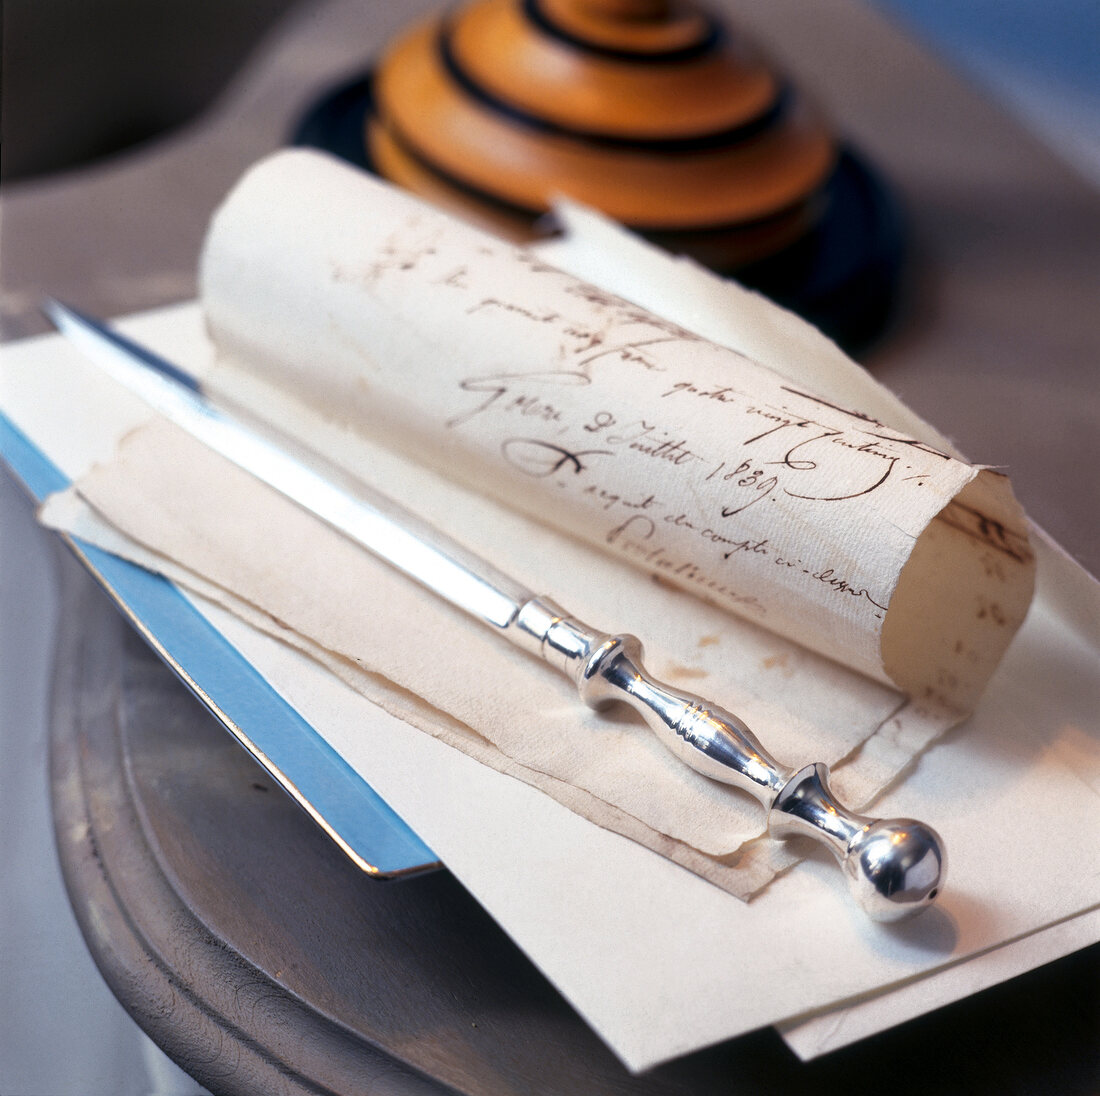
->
294 1 904 349
366 0 838 271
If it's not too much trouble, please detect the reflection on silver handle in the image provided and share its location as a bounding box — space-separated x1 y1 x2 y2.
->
510 597 945 921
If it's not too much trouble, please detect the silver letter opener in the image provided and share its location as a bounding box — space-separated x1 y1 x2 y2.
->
46 300 945 920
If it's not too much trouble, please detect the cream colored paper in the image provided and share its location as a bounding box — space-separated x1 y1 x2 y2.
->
200 150 1034 716
8 303 1097 1073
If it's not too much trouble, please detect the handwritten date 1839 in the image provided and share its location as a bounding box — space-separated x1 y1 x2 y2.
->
706 460 779 517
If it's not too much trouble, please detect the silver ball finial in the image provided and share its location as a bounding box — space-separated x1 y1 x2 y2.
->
844 818 947 922
769 764 946 920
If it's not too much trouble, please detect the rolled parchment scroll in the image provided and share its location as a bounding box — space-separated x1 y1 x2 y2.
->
200 150 1034 716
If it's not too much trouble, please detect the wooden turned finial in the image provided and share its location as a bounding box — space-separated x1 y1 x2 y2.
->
367 0 839 270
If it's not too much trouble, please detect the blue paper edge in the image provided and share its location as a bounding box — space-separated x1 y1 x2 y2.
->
0 410 438 876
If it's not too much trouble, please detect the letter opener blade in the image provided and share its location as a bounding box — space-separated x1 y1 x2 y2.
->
45 299 945 920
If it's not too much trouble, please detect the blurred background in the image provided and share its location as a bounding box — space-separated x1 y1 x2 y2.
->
1 3 1096 1094
1 0 301 182
3 0 1098 186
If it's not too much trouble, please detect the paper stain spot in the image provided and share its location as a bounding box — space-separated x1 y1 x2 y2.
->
663 662 709 681
762 653 789 670
697 635 720 648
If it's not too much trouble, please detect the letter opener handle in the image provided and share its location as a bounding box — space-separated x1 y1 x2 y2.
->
46 300 945 920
